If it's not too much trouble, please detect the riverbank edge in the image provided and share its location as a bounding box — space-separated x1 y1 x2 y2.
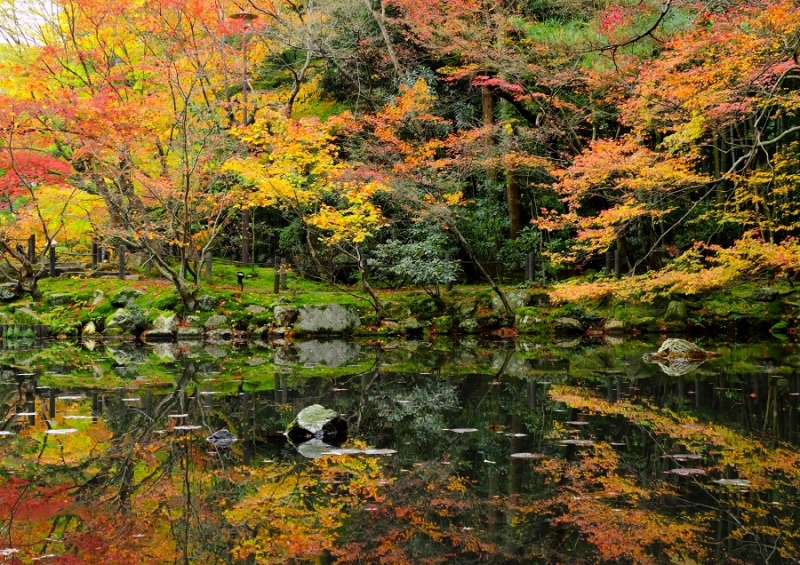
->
0 274 793 343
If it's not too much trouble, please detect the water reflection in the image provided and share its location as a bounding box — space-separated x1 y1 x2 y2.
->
0 337 799 563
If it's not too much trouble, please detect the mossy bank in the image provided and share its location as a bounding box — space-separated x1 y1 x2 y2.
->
0 263 794 342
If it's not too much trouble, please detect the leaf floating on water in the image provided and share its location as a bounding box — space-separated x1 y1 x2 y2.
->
565 421 589 426
57 395 82 400
15 412 37 417
713 478 751 487
363 449 397 456
0 431 14 437
0 549 19 557
510 452 547 459
174 425 202 431
32 554 57 561
444 428 479 434
666 468 707 476
559 439 595 446
168 414 189 418
46 428 77 435
323 449 363 456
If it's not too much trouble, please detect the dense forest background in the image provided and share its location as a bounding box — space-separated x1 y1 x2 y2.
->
0 0 798 307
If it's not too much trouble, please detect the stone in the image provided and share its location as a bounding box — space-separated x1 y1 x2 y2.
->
185 315 203 327
555 317 583 334
664 301 687 322
177 326 203 339
144 313 178 341
604 319 625 334
399 317 422 332
110 288 144 307
246 304 267 314
204 314 228 328
0 283 20 302
48 293 74 306
91 289 105 306
83 321 97 335
104 306 147 335
196 295 219 311
247 357 266 366
751 287 779 302
274 305 299 327
294 304 361 334
250 326 269 340
492 290 530 314
274 345 299 366
458 318 479 334
293 404 338 435
515 307 544 334
382 301 411 320
12 307 41 325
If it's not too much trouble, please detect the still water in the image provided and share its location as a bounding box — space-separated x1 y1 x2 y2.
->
1 336 799 564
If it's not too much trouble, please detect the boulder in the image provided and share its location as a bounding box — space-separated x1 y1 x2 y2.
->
110 288 144 307
91 289 105 306
555 317 583 334
0 283 20 302
196 295 219 312
751 287 779 302
104 306 147 335
144 313 178 341
12 307 41 325
286 404 348 449
274 305 299 327
399 317 423 333
204 314 228 328
515 307 543 334
458 318 479 334
294 304 361 335
82 321 97 335
48 293 74 306
604 319 625 334
664 301 687 322
246 304 267 314
492 291 530 314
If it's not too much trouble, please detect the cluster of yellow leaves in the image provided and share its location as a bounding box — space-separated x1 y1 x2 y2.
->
226 109 390 247
549 232 800 303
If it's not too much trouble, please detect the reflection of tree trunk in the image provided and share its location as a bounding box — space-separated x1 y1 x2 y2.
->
242 389 252 466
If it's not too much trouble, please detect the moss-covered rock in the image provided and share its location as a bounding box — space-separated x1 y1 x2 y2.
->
110 288 144 307
515 307 544 334
12 307 41 325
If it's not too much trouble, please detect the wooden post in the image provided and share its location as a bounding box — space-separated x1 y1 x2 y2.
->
280 257 287 290
606 250 613 277
526 252 536 282
118 246 125 280
273 256 280 294
205 254 212 284
614 247 621 280
91 241 98 268
27 234 35 262
48 245 56 277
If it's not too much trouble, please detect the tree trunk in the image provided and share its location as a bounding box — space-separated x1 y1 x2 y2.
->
483 85 496 183
507 173 523 239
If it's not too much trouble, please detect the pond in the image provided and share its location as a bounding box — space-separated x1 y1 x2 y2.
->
0 335 799 564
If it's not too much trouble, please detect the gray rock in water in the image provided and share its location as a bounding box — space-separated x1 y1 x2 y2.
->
207 429 238 448
294 304 360 334
204 314 228 328
274 305 299 327
104 306 146 334
296 404 338 434
751 287 779 302
664 301 687 322
207 328 233 342
196 295 219 312
110 288 144 307
177 326 203 340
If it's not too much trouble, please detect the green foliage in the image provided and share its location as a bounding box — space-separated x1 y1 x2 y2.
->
373 233 459 295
